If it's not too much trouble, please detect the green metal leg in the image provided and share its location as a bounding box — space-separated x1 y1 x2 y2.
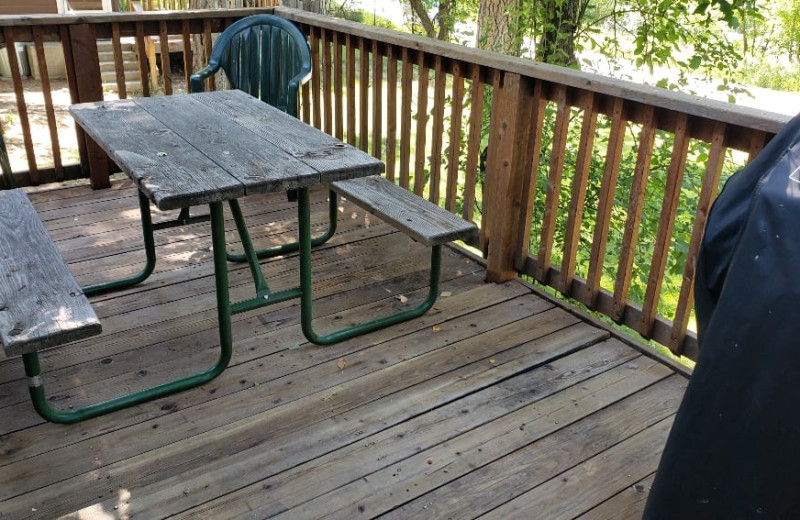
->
226 190 338 262
22 201 234 424
297 187 442 345
151 206 211 231
228 199 270 296
82 190 157 296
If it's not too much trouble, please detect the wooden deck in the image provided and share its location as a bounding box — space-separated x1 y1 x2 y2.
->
0 181 688 520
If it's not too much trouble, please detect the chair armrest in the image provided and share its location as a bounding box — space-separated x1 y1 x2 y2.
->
190 64 220 93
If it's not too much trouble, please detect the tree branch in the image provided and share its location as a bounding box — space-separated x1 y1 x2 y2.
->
408 0 436 38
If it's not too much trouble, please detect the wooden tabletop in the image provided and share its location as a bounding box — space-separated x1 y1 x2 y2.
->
69 90 384 211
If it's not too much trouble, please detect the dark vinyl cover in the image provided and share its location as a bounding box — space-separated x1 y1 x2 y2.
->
644 113 800 519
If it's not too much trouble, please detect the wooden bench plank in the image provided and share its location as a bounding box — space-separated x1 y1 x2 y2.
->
0 189 101 356
332 175 478 246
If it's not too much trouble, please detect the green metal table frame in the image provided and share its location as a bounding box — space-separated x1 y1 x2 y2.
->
22 186 442 423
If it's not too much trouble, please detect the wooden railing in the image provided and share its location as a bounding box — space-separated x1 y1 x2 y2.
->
0 8 272 186
0 8 790 360
277 8 790 360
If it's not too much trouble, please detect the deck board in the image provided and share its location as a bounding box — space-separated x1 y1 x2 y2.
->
0 182 688 519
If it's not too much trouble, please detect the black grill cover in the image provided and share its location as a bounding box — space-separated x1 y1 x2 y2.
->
644 113 800 519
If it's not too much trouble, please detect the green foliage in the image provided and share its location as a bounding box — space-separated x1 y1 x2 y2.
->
329 2 400 30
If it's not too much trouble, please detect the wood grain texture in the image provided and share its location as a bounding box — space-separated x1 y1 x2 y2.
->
0 183 690 519
193 90 384 183
70 91 384 210
69 97 244 210
331 175 477 246
0 190 101 356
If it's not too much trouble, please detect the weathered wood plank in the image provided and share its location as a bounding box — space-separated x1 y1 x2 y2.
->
0 182 691 519
577 474 655 520
192 90 384 183
0 190 101 356
267 357 673 519
136 94 319 194
481 416 675 519
69 98 244 210
386 374 683 519
60 314 600 519
182 337 642 519
0 296 555 515
332 176 477 246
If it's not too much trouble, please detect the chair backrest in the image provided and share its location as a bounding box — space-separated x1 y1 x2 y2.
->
193 15 311 118
0 126 14 189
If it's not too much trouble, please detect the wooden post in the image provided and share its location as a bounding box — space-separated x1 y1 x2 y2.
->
483 72 536 283
65 24 111 189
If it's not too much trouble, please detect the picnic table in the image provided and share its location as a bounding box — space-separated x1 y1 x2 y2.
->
7 89 382 422
0 89 475 423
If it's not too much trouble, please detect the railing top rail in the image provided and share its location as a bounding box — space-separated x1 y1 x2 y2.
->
0 7 273 27
275 7 790 136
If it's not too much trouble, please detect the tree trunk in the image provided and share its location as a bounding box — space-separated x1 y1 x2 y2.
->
280 0 329 13
407 0 454 41
535 0 584 67
477 0 522 55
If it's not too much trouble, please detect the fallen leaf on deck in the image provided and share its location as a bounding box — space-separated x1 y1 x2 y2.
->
489 358 496 364
288 343 302 351
440 291 452 298
337 358 347 373
432 325 441 332
397 294 409 303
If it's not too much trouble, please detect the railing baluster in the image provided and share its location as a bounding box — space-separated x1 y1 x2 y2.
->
559 91 599 295
371 39 383 161
322 28 332 135
333 30 343 140
310 26 322 130
669 122 727 357
413 50 429 196
399 47 413 189
3 28 38 181
32 26 63 180
135 22 151 96
462 63 483 223
515 79 548 271
638 113 691 337
181 19 193 89
159 20 172 95
429 55 446 204
358 37 369 152
535 84 570 283
445 61 464 213
203 19 214 91
583 98 627 309
385 44 398 182
111 22 128 99
346 33 356 146
611 105 657 322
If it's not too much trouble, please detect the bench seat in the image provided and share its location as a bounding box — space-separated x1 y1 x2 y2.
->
0 189 101 357
331 176 478 246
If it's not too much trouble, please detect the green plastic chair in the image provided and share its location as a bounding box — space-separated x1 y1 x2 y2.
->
0 125 14 189
190 14 312 118
189 15 338 264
